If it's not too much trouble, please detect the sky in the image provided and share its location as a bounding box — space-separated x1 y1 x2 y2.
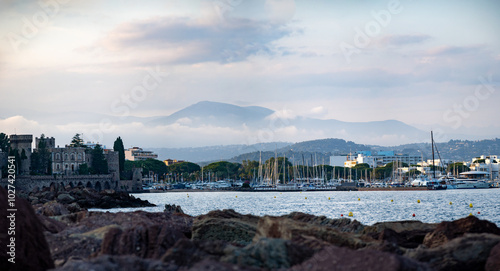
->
0 0 499 148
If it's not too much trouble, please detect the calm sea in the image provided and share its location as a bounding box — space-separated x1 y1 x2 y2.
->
91 189 500 226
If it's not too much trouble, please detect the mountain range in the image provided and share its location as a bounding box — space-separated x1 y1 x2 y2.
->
147 137 500 165
146 101 430 145
8 101 498 152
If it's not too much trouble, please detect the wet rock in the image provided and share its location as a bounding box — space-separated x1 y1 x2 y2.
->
192 209 259 245
100 223 187 259
363 220 436 249
364 220 436 234
0 187 54 271
29 186 155 209
66 202 83 213
184 259 259 271
35 201 70 217
57 193 75 204
161 239 231 267
289 245 431 271
165 204 184 214
255 215 368 250
46 210 193 263
54 254 177 271
37 214 67 233
423 216 500 248
222 237 315 270
485 242 500 271
405 233 500 271
283 212 365 233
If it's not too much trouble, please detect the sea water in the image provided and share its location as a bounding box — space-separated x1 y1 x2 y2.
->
91 189 500 226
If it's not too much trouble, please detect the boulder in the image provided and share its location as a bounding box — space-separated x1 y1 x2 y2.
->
36 201 70 217
46 210 193 264
66 202 84 213
0 187 54 271
54 254 177 271
161 239 232 267
222 237 315 269
164 204 184 214
192 209 259 245
406 233 500 271
364 220 436 234
57 193 75 204
184 259 259 271
366 228 430 249
283 212 365 233
100 223 187 259
255 215 368 250
289 245 431 271
37 214 67 233
485 242 500 271
423 216 500 248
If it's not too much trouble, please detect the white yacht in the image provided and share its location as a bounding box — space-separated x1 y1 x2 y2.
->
450 171 491 189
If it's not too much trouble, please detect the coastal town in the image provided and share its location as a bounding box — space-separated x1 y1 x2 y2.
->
1 133 499 193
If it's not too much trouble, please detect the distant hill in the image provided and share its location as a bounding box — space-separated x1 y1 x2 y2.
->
149 101 274 127
146 101 430 145
224 138 500 165
147 142 291 163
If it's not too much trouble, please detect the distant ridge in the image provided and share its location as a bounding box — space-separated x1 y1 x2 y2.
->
147 101 429 145
150 101 274 127
162 137 500 164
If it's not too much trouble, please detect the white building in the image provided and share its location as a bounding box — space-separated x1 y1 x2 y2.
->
330 151 422 168
125 147 158 161
469 155 499 179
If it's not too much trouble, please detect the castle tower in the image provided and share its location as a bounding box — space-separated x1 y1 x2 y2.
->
104 150 120 182
35 136 55 149
9 134 33 175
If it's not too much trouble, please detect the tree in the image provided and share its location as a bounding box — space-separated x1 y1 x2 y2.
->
169 162 200 174
0 133 9 152
78 163 90 175
240 160 260 180
90 144 108 174
70 133 84 147
447 162 470 174
124 159 169 180
204 161 242 180
113 137 125 173
31 134 51 175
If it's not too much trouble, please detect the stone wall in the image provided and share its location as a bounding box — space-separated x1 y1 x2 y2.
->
0 174 121 192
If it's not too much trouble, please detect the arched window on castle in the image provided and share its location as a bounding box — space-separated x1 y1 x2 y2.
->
78 153 82 160
71 153 75 161
64 153 68 161
56 153 61 160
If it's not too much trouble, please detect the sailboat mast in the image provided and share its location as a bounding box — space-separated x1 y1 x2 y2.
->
431 131 436 179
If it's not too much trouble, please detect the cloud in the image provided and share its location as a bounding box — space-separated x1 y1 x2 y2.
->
88 16 293 64
379 34 432 46
425 45 482 56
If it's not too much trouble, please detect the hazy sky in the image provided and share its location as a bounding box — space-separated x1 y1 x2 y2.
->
1 0 499 148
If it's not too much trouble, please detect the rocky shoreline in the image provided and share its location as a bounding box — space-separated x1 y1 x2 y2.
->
2 187 500 271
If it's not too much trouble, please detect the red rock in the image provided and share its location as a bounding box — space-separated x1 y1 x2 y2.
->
182 259 259 271
484 242 500 271
100 223 187 258
289 245 431 271
423 216 500 248
192 209 259 245
0 187 54 271
406 233 500 271
255 216 367 250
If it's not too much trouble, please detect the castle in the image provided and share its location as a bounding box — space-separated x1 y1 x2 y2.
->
1 134 141 192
